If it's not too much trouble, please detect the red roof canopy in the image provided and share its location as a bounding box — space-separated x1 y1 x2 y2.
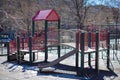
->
32 9 60 21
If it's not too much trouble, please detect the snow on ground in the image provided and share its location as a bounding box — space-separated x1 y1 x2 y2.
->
0 44 120 80
0 51 83 80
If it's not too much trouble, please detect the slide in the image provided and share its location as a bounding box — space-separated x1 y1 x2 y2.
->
38 48 78 69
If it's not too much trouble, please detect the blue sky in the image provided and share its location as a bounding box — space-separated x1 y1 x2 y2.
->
88 0 105 5
88 0 120 8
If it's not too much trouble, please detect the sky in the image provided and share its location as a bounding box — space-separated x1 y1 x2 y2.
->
88 0 120 8
88 0 106 5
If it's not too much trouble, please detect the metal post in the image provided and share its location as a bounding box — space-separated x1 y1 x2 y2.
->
22 38 24 49
58 19 61 58
76 31 79 68
80 32 85 75
45 20 48 62
17 36 20 64
88 32 91 67
88 53 91 67
29 35 32 63
88 32 91 48
32 21 35 36
95 32 99 73
7 42 10 61
107 32 110 69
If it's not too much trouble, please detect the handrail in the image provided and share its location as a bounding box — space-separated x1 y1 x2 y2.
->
101 46 115 71
47 43 76 49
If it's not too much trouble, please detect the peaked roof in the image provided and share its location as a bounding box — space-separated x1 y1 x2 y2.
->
32 9 60 21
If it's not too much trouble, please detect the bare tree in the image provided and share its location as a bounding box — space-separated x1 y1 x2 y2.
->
105 0 120 24
17 0 34 34
111 1 120 48
63 0 90 29
105 0 120 49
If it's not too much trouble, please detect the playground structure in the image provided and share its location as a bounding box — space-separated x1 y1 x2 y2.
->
76 30 110 74
7 9 60 63
5 9 118 76
0 30 15 56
